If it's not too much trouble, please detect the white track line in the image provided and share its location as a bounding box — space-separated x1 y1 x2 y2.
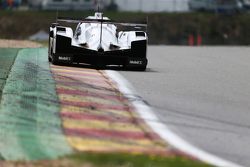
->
105 70 243 167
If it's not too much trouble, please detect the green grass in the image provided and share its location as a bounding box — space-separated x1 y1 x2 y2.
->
2 152 212 167
0 48 19 102
65 152 212 167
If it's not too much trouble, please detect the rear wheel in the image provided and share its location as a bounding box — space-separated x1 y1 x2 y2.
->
51 51 61 65
95 62 105 70
49 40 60 65
124 65 147 71
48 49 52 62
48 40 51 62
136 65 147 71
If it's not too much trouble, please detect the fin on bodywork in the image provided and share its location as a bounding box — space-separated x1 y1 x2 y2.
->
110 43 120 50
80 43 88 47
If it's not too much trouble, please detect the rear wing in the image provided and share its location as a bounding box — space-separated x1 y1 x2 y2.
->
56 17 148 31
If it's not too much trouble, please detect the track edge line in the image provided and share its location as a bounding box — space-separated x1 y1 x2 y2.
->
105 70 243 167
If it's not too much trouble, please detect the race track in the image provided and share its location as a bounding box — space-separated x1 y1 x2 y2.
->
120 46 250 167
1 46 249 166
0 48 177 162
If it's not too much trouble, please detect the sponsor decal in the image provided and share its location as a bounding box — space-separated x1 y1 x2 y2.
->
59 56 71 61
129 60 143 65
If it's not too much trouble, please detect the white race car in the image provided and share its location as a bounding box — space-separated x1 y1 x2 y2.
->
48 12 148 71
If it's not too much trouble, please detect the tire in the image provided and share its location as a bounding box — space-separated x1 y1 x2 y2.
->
49 37 60 65
136 66 147 71
51 54 60 65
95 62 105 70
48 36 54 63
48 48 52 62
48 39 51 62
124 65 147 71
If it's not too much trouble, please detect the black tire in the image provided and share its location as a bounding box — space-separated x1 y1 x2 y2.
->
49 38 60 65
48 37 53 63
48 48 52 62
124 65 147 71
136 66 147 71
132 66 147 71
51 53 60 65
48 39 51 62
95 62 105 70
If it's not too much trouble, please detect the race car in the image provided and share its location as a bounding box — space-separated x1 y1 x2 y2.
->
48 12 148 71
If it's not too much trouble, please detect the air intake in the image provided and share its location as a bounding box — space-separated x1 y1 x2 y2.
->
136 32 145 37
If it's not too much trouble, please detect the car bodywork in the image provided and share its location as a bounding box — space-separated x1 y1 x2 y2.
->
48 12 148 71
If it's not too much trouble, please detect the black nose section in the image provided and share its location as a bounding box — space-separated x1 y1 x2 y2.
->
98 46 104 52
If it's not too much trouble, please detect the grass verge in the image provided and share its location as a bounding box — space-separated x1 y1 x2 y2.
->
0 48 19 102
0 152 212 167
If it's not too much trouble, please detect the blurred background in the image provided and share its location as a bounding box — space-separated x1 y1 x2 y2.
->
0 0 250 45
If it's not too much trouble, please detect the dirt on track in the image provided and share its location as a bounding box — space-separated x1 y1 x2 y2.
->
0 39 42 48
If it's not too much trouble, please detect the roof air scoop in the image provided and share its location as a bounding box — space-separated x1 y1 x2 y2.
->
95 12 103 19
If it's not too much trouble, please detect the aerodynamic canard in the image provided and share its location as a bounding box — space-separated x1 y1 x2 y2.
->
48 12 148 71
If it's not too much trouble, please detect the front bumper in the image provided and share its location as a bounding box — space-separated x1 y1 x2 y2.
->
57 50 148 67
55 35 147 67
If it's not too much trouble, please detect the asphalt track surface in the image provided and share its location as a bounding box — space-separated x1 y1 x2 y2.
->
119 46 250 167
